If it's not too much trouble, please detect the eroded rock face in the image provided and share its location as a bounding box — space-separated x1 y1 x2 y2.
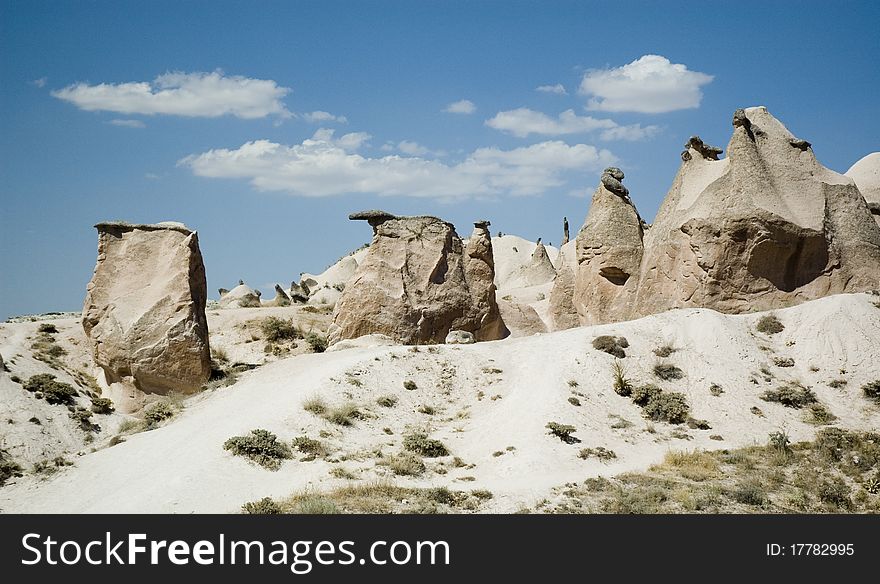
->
570 169 645 325
328 213 508 345
498 299 548 336
633 106 880 316
846 152 880 227
522 240 558 286
548 241 580 331
263 284 291 307
82 221 211 394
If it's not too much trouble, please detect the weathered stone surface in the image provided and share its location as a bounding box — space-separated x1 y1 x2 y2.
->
846 152 880 227
328 212 508 345
82 221 211 394
600 167 629 197
288 281 309 303
218 283 262 308
548 241 580 331
263 284 291 307
445 330 475 344
497 299 548 336
570 171 645 325
681 136 723 161
521 240 557 286
633 106 880 317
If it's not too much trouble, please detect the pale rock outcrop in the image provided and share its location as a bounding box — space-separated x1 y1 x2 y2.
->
520 239 557 286
445 330 475 344
288 282 309 303
263 284 291 307
548 240 579 331
497 299 548 336
634 106 880 316
82 221 211 394
846 152 880 227
218 282 262 308
549 168 645 328
328 212 508 345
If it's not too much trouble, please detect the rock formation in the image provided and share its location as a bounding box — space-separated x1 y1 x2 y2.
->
328 212 508 345
562 217 570 245
846 152 880 227
82 221 211 394
550 107 880 328
288 281 309 303
548 241 580 331
263 284 291 307
633 106 880 317
218 282 262 308
497 299 548 336
445 330 475 344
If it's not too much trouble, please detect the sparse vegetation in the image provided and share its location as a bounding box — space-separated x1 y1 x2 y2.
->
303 395 328 415
387 452 426 476
417 404 436 415
546 422 580 444
376 395 398 408
827 379 848 389
324 402 362 426
260 317 300 342
23 374 78 405
143 401 175 428
241 497 282 514
643 391 690 424
805 403 837 425
578 447 617 461
611 359 632 397
223 429 292 470
709 383 724 396
90 397 115 414
760 383 817 408
403 431 449 457
305 332 328 353
652 344 676 358
863 380 880 402
1 450 23 486
631 384 662 407
403 380 418 391
772 356 795 368
37 323 58 334
653 362 684 381
756 314 784 334
592 335 629 358
567 396 581 406
292 435 326 458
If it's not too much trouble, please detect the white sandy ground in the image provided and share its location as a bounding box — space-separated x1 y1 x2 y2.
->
1 293 879 513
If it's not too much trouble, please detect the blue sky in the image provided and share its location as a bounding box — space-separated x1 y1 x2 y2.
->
1 0 878 319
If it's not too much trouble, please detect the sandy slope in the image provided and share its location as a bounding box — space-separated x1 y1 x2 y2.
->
2 293 878 513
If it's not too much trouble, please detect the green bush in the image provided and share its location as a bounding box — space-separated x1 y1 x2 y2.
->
242 497 282 514
568 396 581 406
732 479 766 505
760 383 817 408
653 362 684 381
652 344 676 358
260 317 300 342
768 430 791 454
403 431 449 457
546 422 580 444
756 314 784 334
863 380 880 401
772 357 795 368
403 380 418 391
323 403 362 426
592 335 628 358
90 397 115 414
578 447 617 461
23 374 78 405
631 384 662 407
143 401 175 427
223 429 292 471
37 323 58 334
643 392 690 424
303 396 327 415
817 476 852 509
0 450 23 486
305 332 328 353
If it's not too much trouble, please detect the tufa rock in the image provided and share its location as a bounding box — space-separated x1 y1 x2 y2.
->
548 241 580 331
288 281 309 303
681 136 723 161
600 167 629 197
328 212 508 345
634 106 880 317
82 221 211 394
521 239 557 286
218 282 262 308
846 152 880 227
569 168 645 325
497 299 548 336
263 284 291 307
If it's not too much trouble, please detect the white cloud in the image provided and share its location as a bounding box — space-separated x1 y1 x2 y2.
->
32 77 47 88
579 55 713 114
301 110 348 124
536 83 567 95
109 118 146 128
397 140 430 156
52 71 292 119
145 172 161 180
443 99 476 114
485 108 659 141
180 132 616 198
